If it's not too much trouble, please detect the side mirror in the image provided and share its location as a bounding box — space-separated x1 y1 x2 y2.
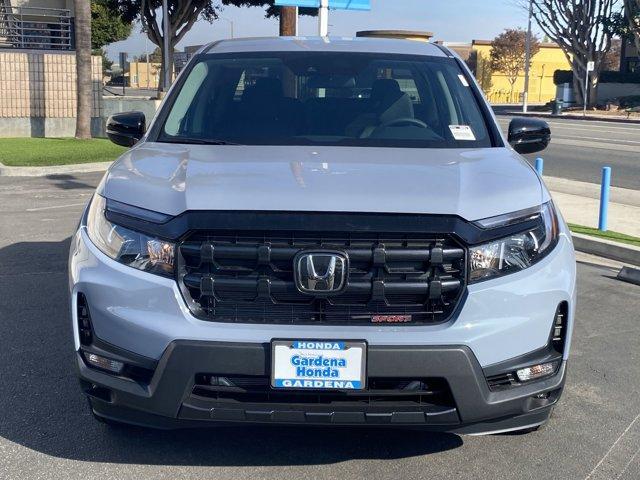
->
508 117 551 155
106 111 146 147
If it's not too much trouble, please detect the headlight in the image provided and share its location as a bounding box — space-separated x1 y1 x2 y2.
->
85 195 175 277
469 202 559 283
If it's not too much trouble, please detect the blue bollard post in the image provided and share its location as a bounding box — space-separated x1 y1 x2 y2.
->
598 167 611 232
535 157 544 176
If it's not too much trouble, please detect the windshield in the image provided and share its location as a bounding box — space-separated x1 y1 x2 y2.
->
159 52 493 148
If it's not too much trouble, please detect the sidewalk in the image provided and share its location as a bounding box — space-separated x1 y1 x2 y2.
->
545 176 640 237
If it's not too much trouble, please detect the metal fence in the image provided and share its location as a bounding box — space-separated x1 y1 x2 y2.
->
0 4 73 50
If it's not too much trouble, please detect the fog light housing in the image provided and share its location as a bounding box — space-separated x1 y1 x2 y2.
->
516 361 558 382
84 352 124 375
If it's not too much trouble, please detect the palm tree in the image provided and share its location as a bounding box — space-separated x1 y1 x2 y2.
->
75 0 92 139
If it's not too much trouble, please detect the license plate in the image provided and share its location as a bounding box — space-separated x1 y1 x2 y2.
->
271 340 367 390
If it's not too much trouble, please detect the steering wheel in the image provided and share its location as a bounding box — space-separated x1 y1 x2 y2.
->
379 117 429 129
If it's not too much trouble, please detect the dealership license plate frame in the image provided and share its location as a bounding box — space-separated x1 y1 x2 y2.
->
271 339 367 391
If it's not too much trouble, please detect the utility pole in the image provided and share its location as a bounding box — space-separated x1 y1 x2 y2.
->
318 0 329 37
522 0 533 113
145 35 150 90
220 17 234 38
162 0 171 93
280 6 298 36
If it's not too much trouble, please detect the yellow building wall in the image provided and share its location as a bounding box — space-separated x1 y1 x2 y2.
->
473 43 571 104
128 62 161 89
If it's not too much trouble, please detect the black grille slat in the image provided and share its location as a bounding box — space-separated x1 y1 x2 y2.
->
192 375 456 408
177 230 466 325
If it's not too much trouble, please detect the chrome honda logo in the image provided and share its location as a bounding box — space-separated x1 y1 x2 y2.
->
294 251 348 295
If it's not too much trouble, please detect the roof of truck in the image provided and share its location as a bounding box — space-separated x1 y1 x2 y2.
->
202 36 449 57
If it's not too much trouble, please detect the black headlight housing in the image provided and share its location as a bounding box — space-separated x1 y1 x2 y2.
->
469 202 560 283
85 195 175 277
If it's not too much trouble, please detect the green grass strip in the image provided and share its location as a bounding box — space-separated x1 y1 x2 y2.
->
569 224 640 247
0 138 127 167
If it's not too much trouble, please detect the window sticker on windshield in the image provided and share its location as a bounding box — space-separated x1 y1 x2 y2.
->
449 125 476 141
458 74 470 87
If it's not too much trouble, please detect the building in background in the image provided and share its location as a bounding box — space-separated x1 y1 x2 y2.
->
128 61 161 89
356 30 434 42
443 40 571 104
0 0 74 50
0 0 105 137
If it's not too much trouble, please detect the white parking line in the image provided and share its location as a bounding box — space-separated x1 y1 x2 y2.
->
615 446 640 480
585 412 640 480
25 202 86 212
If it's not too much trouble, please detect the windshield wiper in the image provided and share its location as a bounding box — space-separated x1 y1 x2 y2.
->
159 137 242 146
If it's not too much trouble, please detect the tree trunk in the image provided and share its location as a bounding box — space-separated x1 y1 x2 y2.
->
280 7 297 36
158 43 174 96
74 0 92 139
571 61 585 107
625 0 640 52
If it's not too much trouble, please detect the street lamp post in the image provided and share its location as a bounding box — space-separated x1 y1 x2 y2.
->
162 0 171 92
522 0 533 113
219 17 234 39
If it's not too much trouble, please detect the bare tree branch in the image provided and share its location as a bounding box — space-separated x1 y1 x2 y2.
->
530 0 622 106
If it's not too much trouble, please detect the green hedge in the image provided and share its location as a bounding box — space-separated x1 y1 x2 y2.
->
618 95 640 108
553 70 640 85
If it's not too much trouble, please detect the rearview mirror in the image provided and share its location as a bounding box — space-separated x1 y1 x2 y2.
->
508 117 550 155
106 111 146 147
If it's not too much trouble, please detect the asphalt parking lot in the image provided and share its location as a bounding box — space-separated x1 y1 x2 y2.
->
1 173 639 480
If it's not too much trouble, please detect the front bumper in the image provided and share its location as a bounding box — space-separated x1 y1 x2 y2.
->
80 340 567 434
70 221 576 434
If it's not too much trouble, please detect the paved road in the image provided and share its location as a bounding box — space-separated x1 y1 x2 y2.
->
103 86 157 98
1 173 640 480
496 115 640 191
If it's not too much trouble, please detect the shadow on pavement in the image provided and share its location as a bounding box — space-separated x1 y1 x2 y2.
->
45 174 97 190
0 238 463 466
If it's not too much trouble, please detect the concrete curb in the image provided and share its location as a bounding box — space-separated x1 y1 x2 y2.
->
494 111 640 125
571 233 640 267
0 161 111 177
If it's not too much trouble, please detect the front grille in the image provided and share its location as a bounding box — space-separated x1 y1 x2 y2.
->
192 374 456 408
177 230 466 325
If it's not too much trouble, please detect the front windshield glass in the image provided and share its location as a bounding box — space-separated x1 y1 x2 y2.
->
159 52 493 148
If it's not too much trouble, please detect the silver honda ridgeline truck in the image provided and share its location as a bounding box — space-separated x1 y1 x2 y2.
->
70 37 576 434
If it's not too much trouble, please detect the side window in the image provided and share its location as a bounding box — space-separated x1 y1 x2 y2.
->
164 62 208 136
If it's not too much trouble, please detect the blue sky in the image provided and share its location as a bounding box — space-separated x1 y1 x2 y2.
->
106 0 536 60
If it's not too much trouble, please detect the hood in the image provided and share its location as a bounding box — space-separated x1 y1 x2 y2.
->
101 143 544 221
